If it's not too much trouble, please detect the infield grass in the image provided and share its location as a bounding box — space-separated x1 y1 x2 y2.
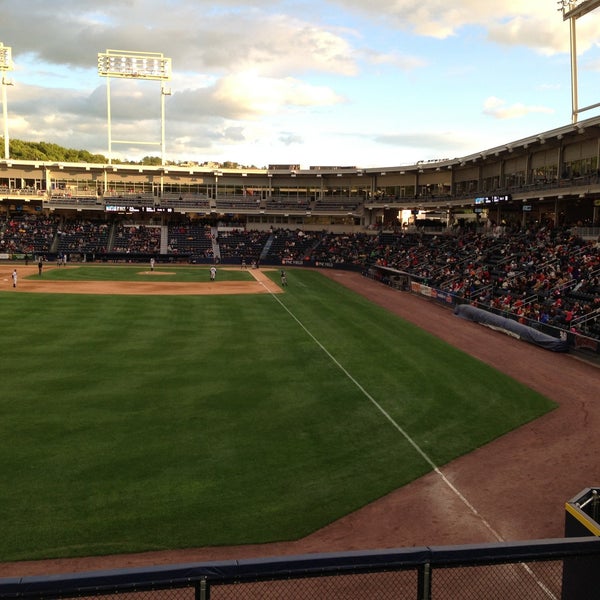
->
0 267 556 561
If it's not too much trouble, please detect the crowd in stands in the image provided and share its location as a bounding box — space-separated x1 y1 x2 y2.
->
2 213 599 339
0 214 59 255
56 219 111 255
265 229 319 264
217 229 270 263
369 224 600 338
113 224 161 254
167 223 213 259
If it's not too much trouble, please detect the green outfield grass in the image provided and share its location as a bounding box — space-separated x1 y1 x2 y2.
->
0 268 556 561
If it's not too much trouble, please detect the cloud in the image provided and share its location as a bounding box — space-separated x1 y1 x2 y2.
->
177 14 359 77
7 80 103 135
278 132 304 146
582 56 600 72
1 3 359 78
214 72 343 116
168 71 344 121
329 0 600 55
482 96 555 119
1 2 356 137
536 83 562 92
362 49 427 71
373 131 472 153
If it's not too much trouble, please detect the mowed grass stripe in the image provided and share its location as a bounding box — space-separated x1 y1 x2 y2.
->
0 270 555 561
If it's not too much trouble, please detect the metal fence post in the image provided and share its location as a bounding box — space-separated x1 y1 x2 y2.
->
417 562 432 600
195 577 209 600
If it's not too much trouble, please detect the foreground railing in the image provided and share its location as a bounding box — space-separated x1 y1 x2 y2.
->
1 537 600 599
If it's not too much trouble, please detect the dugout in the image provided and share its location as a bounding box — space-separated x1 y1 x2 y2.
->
365 264 410 290
562 487 600 599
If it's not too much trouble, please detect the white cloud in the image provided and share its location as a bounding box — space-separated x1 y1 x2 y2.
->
582 56 600 71
374 130 472 153
483 96 555 119
330 0 600 55
211 71 344 118
536 83 562 92
2 4 360 78
278 132 304 146
362 49 427 71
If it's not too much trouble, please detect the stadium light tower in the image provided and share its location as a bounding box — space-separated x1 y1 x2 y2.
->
0 42 14 160
97 49 172 165
558 0 600 123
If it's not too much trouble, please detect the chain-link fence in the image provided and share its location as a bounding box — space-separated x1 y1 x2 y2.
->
2 537 600 600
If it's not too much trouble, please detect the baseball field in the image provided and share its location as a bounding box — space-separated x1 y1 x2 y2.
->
0 264 555 563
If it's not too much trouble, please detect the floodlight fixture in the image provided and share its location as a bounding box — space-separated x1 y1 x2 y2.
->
0 43 11 70
560 0 600 19
97 49 172 165
558 0 600 123
97 50 171 81
1 42 14 160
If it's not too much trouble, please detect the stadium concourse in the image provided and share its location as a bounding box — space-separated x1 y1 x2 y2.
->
0 267 598 579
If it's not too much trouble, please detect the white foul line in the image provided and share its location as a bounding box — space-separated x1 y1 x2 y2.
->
260 278 558 599
261 282 503 541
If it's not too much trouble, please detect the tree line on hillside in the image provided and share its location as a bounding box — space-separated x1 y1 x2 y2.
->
4 138 108 163
1 137 258 169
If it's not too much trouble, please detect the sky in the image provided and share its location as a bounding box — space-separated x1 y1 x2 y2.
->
1 1 600 169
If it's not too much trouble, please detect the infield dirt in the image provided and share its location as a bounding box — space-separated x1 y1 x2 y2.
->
0 264 282 295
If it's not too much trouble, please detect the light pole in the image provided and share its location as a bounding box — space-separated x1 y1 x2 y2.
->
558 0 600 123
0 42 14 160
97 49 172 165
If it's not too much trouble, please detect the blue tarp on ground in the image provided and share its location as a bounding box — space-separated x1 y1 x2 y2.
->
454 304 569 352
